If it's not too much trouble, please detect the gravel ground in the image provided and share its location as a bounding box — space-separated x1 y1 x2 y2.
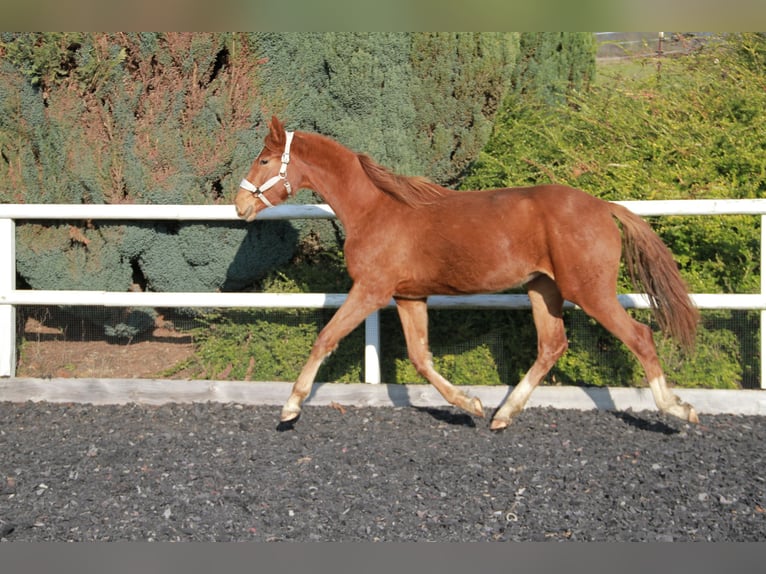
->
1 401 765 542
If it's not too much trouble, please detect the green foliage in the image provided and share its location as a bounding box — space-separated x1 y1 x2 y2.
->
167 309 363 383
376 307 529 387
15 222 130 290
551 312 638 388
253 32 518 185
0 33 88 90
254 32 418 176
2 33 284 332
103 308 158 340
460 34 764 388
469 39 766 201
124 221 297 293
656 315 742 389
511 32 596 105
410 33 520 186
394 344 504 386
177 310 319 381
259 238 352 294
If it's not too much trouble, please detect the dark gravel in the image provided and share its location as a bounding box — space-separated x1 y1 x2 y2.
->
1 401 765 541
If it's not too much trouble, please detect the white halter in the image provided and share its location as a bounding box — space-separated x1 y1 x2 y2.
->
239 131 294 208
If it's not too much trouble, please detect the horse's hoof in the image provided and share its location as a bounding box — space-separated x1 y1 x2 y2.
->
663 400 699 425
688 407 699 424
280 405 301 423
458 395 485 418
489 417 510 432
471 396 485 418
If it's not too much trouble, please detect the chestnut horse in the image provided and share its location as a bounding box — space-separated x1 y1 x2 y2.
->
235 116 699 430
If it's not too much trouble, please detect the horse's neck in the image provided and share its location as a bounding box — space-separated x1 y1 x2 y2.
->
300 135 392 230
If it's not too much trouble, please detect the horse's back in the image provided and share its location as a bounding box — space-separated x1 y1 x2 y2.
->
390 184 622 296
416 183 619 257
452 183 617 239
500 183 611 215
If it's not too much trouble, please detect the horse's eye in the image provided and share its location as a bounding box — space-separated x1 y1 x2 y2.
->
260 159 269 165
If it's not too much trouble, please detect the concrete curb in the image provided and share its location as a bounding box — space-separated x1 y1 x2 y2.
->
1 378 765 416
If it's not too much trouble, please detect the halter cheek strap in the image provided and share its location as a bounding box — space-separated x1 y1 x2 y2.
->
240 131 294 208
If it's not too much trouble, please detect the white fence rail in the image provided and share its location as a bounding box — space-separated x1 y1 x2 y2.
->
2 200 766 389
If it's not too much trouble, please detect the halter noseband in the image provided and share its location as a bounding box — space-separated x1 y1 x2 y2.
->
239 131 294 208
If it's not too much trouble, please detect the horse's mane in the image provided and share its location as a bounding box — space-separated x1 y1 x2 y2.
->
265 123 450 207
357 153 450 207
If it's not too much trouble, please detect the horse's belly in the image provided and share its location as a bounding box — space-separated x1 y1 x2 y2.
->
394 259 540 298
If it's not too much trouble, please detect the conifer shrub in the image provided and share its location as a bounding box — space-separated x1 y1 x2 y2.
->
2 33 272 336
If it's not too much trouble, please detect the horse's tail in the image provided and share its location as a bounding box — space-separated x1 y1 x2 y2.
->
610 203 699 351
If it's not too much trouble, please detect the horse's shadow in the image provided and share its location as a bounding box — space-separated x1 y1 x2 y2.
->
611 410 680 435
578 387 681 435
414 406 477 428
417 406 681 435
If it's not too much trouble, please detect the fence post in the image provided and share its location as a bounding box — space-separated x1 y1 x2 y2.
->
762 215 766 389
364 310 381 384
0 218 16 377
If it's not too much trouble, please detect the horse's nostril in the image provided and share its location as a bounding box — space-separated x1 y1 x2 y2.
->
237 204 253 219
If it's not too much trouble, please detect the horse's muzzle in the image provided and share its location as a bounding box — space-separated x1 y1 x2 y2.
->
236 203 254 221
235 189 259 221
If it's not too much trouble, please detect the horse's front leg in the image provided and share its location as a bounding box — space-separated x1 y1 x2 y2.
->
281 285 390 424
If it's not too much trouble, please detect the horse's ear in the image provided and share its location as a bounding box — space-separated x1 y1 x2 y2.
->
270 115 283 133
268 116 285 146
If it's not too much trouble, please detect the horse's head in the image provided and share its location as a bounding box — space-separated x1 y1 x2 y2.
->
235 116 296 222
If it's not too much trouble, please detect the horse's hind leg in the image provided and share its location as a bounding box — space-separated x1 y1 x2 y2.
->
491 275 568 431
395 297 484 418
578 297 698 423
